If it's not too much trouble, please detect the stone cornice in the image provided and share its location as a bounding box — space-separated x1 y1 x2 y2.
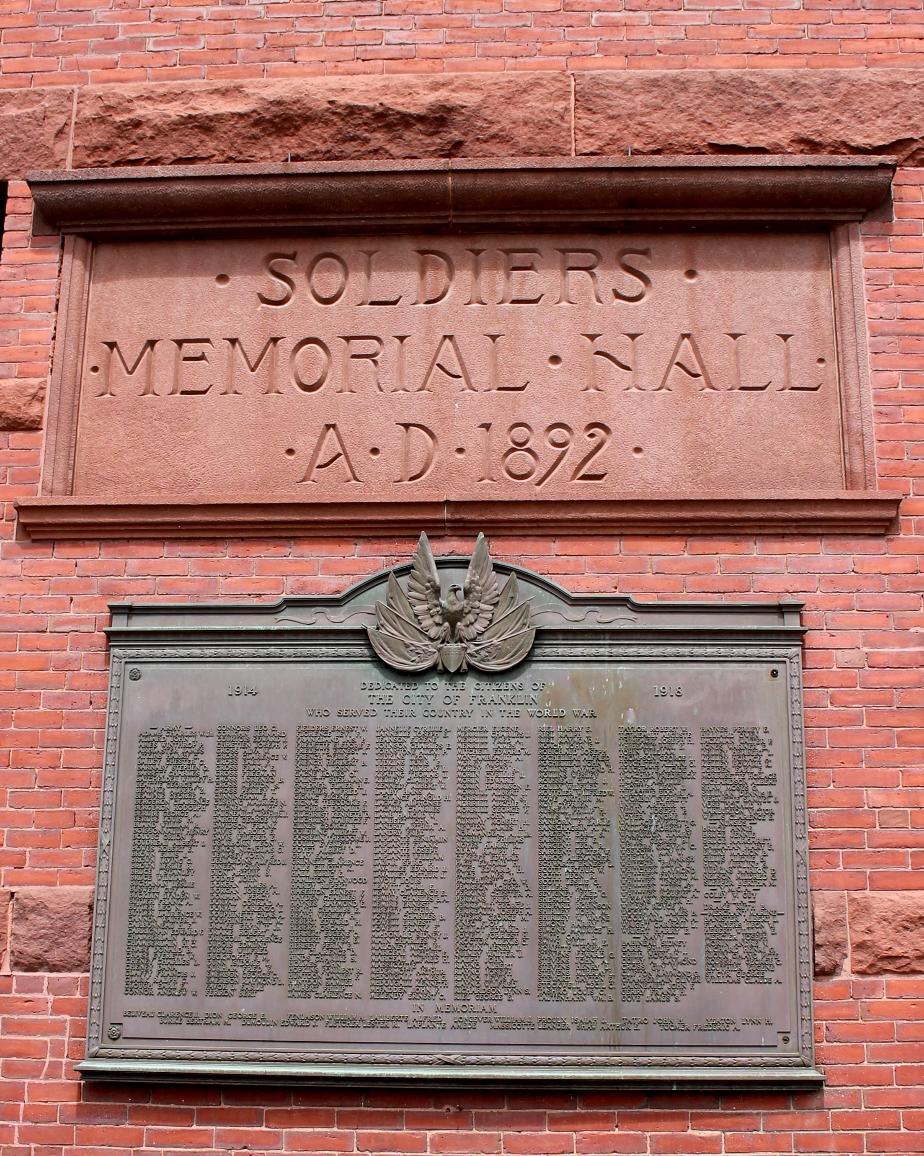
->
28 155 895 237
15 494 902 540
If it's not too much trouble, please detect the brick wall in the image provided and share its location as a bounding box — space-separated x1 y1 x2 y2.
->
2 5 924 1153
1 0 924 80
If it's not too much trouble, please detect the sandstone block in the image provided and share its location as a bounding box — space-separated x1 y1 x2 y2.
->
849 892 924 975
72 74 572 167
0 379 45 430
0 890 10 973
813 892 847 977
575 69 924 162
0 88 72 179
11 887 93 973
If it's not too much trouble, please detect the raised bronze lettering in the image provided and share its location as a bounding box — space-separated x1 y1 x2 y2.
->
90 558 812 1082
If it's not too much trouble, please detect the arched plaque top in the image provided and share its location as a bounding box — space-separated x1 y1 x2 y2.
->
106 531 804 643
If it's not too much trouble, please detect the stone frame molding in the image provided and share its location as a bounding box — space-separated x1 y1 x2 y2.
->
17 156 900 540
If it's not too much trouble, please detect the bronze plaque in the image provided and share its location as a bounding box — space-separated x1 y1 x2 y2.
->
82 549 819 1084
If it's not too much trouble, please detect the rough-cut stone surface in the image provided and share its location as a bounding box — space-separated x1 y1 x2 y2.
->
0 890 10 973
813 892 848 977
11 888 93 973
72 75 571 167
0 89 72 178
575 69 924 163
0 380 45 430
849 892 924 974
65 67 924 171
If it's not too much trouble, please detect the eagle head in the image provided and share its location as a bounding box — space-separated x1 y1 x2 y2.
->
441 584 465 635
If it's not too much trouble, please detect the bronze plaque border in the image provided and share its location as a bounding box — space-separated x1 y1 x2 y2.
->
80 567 821 1086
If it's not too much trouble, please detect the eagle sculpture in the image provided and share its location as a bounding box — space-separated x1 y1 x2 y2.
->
367 532 535 674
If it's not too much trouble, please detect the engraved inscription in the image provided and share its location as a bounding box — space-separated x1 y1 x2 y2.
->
618 727 700 1004
289 726 370 999
371 726 452 1000
125 727 211 998
538 726 616 1002
73 231 846 501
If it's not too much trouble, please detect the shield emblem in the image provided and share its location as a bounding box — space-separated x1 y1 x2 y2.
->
439 643 466 673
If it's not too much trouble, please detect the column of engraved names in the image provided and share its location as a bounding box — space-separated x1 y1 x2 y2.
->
701 727 782 985
125 727 211 997
371 727 451 1000
289 726 370 999
618 727 699 1003
538 727 616 1002
455 727 531 1001
206 725 287 998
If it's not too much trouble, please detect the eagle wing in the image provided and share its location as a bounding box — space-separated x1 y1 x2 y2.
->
367 572 439 672
458 532 501 642
466 573 534 672
405 532 444 642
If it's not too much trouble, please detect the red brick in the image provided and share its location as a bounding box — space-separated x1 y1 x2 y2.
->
502 1135 575 1154
356 1132 427 1152
431 1133 502 1153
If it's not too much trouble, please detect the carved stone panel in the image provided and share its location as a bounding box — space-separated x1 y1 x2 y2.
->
64 231 853 497
81 554 820 1085
18 159 898 539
